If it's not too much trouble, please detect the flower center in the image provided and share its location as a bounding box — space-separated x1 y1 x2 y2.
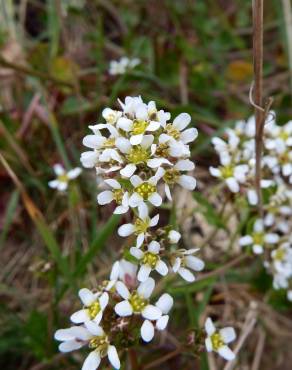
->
274 248 286 261
156 143 169 157
165 124 180 140
253 232 264 245
112 189 124 204
127 146 149 164
89 335 109 356
87 301 101 320
220 165 234 179
106 113 117 124
211 332 224 350
103 138 115 148
142 252 159 269
132 120 148 135
135 182 156 200
57 174 69 183
163 169 180 184
279 131 289 141
129 291 148 313
134 218 149 234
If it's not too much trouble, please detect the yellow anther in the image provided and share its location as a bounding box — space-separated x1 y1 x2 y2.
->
165 124 180 140
132 120 148 135
220 165 234 179
89 335 109 356
134 218 149 234
103 138 115 148
163 169 180 184
127 146 149 164
87 301 101 320
135 183 155 200
112 189 124 204
211 333 224 350
57 174 69 183
129 291 148 313
274 248 286 261
142 252 159 269
253 232 264 245
156 143 169 157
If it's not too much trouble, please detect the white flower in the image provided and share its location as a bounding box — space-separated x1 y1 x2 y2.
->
287 290 292 301
239 219 279 255
118 204 159 247
102 108 122 124
172 248 205 282
130 241 168 281
70 289 109 325
159 159 196 200
109 57 140 75
205 317 236 361
48 164 81 191
55 322 120 370
97 179 129 214
168 230 181 244
159 113 198 146
209 162 249 193
141 293 173 342
114 278 163 342
128 172 162 208
110 259 138 289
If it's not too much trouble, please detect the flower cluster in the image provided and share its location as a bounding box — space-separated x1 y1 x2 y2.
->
210 113 292 301
55 96 208 369
109 57 140 76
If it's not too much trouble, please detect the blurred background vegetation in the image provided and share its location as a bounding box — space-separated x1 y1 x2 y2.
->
0 0 291 369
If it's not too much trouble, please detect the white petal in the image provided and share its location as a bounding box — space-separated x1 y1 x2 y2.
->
117 117 132 132
97 190 114 205
172 257 181 272
70 309 89 324
185 256 205 271
218 346 235 361
226 177 239 193
59 340 83 353
79 288 95 306
141 135 154 149
175 159 195 171
57 182 68 191
67 168 81 179
80 151 98 168
205 337 213 352
178 175 196 190
48 180 59 189
209 167 221 177
136 233 145 248
156 293 173 314
129 193 143 207
130 175 143 187
115 137 131 153
147 158 171 168
142 304 162 320
156 315 169 331
168 230 181 243
173 113 191 131
135 104 148 120
155 260 168 276
114 205 129 214
147 121 160 131
239 235 253 246
110 261 120 280
130 134 143 145
118 223 135 237
108 345 120 369
138 265 152 282
53 164 65 176
141 320 154 342
264 233 279 244
253 244 263 254
116 281 130 299
149 214 159 226
138 202 149 220
85 321 104 336
83 135 105 149
165 183 172 201
219 328 236 344
138 277 155 298
130 247 144 259
120 164 136 178
205 317 216 335
254 219 264 232
104 178 121 189
180 128 198 143
99 292 109 310
82 351 101 370
178 267 195 282
148 240 160 254
114 300 133 317
148 192 162 207
247 189 258 205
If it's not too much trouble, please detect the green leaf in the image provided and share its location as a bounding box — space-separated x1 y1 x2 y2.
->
167 276 217 295
74 214 121 277
0 189 19 249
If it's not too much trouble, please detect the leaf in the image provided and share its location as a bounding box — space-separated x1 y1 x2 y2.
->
74 214 121 277
167 276 217 295
0 189 19 249
193 192 226 229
